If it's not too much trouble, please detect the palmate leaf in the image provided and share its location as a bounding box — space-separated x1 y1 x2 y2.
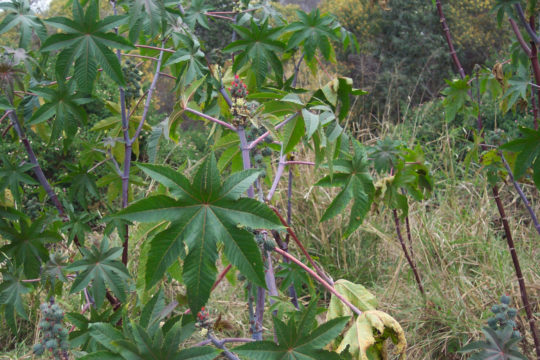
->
114 156 283 313
501 126 540 189
0 0 47 49
182 0 213 30
86 319 218 360
224 20 285 87
234 302 349 360
0 216 61 278
316 141 374 237
0 154 38 204
283 9 339 62
0 265 33 319
67 238 131 308
41 0 133 92
127 0 164 43
164 34 207 84
28 79 91 141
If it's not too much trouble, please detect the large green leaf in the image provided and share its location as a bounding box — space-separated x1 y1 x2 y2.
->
41 0 133 92
114 155 283 313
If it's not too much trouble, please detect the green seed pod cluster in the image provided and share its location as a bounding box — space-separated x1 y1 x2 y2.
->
487 295 521 339
34 301 69 359
122 60 142 107
245 126 273 179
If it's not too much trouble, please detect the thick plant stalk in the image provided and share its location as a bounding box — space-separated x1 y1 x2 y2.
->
118 42 165 265
500 153 540 236
392 210 425 296
7 111 66 220
274 247 361 316
436 2 540 357
267 154 286 201
207 332 240 360
514 3 540 45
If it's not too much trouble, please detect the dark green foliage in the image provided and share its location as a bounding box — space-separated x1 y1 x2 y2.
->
80 290 218 360
224 19 285 87
234 301 350 359
284 9 339 62
501 126 540 190
0 154 38 204
0 216 61 278
316 141 375 237
0 0 47 49
41 0 134 92
67 238 130 308
114 156 283 313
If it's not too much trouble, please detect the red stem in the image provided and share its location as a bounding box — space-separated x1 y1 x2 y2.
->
274 247 361 316
270 206 334 286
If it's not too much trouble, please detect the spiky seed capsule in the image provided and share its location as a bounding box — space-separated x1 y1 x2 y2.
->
53 323 63 334
487 317 498 329
507 308 517 317
495 313 506 322
262 147 272 157
491 305 500 313
254 154 263 163
33 343 44 355
45 339 58 350
39 320 51 330
500 295 511 305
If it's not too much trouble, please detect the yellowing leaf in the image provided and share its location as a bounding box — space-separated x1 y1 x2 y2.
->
328 279 378 319
327 280 406 360
337 310 406 360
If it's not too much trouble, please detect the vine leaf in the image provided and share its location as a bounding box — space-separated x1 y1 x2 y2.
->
0 0 47 49
284 9 339 62
67 238 130 308
316 141 374 237
234 301 350 360
41 0 133 92
114 156 283 313
224 19 285 87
